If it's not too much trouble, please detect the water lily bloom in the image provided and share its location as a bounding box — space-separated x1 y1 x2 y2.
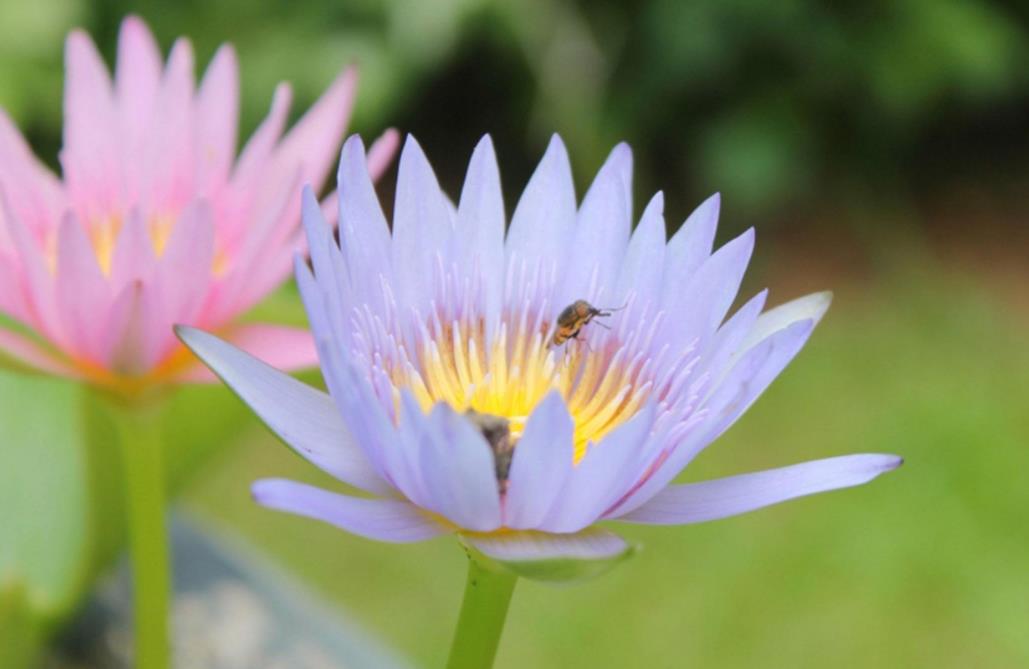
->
0 15 397 391
181 134 901 579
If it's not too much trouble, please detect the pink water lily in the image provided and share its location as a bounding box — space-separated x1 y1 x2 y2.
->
180 134 901 579
0 16 397 391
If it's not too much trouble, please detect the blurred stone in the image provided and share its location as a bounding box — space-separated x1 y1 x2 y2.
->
44 514 412 669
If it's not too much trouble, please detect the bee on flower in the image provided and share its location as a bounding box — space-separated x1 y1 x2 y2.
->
550 299 619 347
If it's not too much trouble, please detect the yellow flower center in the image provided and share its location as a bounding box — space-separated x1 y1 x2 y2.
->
387 310 654 463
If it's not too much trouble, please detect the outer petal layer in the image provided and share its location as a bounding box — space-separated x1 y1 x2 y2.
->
617 454 903 525
253 479 445 543
175 325 389 494
463 526 635 583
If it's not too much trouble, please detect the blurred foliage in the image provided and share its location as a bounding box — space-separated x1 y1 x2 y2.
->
0 370 258 666
2 0 1028 230
0 287 306 666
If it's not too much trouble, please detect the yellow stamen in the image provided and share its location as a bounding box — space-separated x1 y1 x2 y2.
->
394 312 651 463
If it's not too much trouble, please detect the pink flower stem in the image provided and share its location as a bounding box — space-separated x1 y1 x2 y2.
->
110 398 170 669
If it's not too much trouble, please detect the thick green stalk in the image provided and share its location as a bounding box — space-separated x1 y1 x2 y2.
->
111 400 170 669
445 558 517 669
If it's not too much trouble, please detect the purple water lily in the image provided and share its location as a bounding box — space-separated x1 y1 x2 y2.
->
180 134 901 577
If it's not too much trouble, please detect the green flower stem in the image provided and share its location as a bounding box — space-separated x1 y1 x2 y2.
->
110 399 170 669
446 557 517 669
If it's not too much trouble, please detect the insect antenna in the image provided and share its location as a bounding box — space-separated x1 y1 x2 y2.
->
593 300 629 318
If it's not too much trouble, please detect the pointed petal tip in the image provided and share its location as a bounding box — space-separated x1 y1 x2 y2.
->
168 36 195 62
269 81 293 111
66 28 94 51
377 127 401 145
538 388 570 411
883 454 904 471
611 141 633 164
545 133 569 157
209 42 238 68
342 133 366 154
366 128 400 181
337 63 359 86
120 14 151 36
475 133 495 151
397 133 432 173
250 477 278 503
338 134 368 175
65 30 105 74
174 323 209 350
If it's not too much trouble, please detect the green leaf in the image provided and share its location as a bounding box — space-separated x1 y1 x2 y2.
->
0 372 97 667
0 366 264 665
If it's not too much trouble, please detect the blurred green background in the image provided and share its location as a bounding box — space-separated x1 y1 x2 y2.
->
1 0 1028 667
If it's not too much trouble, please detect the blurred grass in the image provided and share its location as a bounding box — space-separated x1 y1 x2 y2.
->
183 256 1029 668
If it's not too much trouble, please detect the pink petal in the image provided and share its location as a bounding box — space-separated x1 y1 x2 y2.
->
0 326 78 377
0 109 65 236
54 213 111 361
61 29 120 221
154 200 213 326
222 83 292 251
109 207 156 290
366 127 400 181
2 192 62 344
273 66 357 193
207 168 302 323
0 251 27 319
139 38 196 215
103 280 162 374
229 83 292 190
195 44 239 196
115 14 162 192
